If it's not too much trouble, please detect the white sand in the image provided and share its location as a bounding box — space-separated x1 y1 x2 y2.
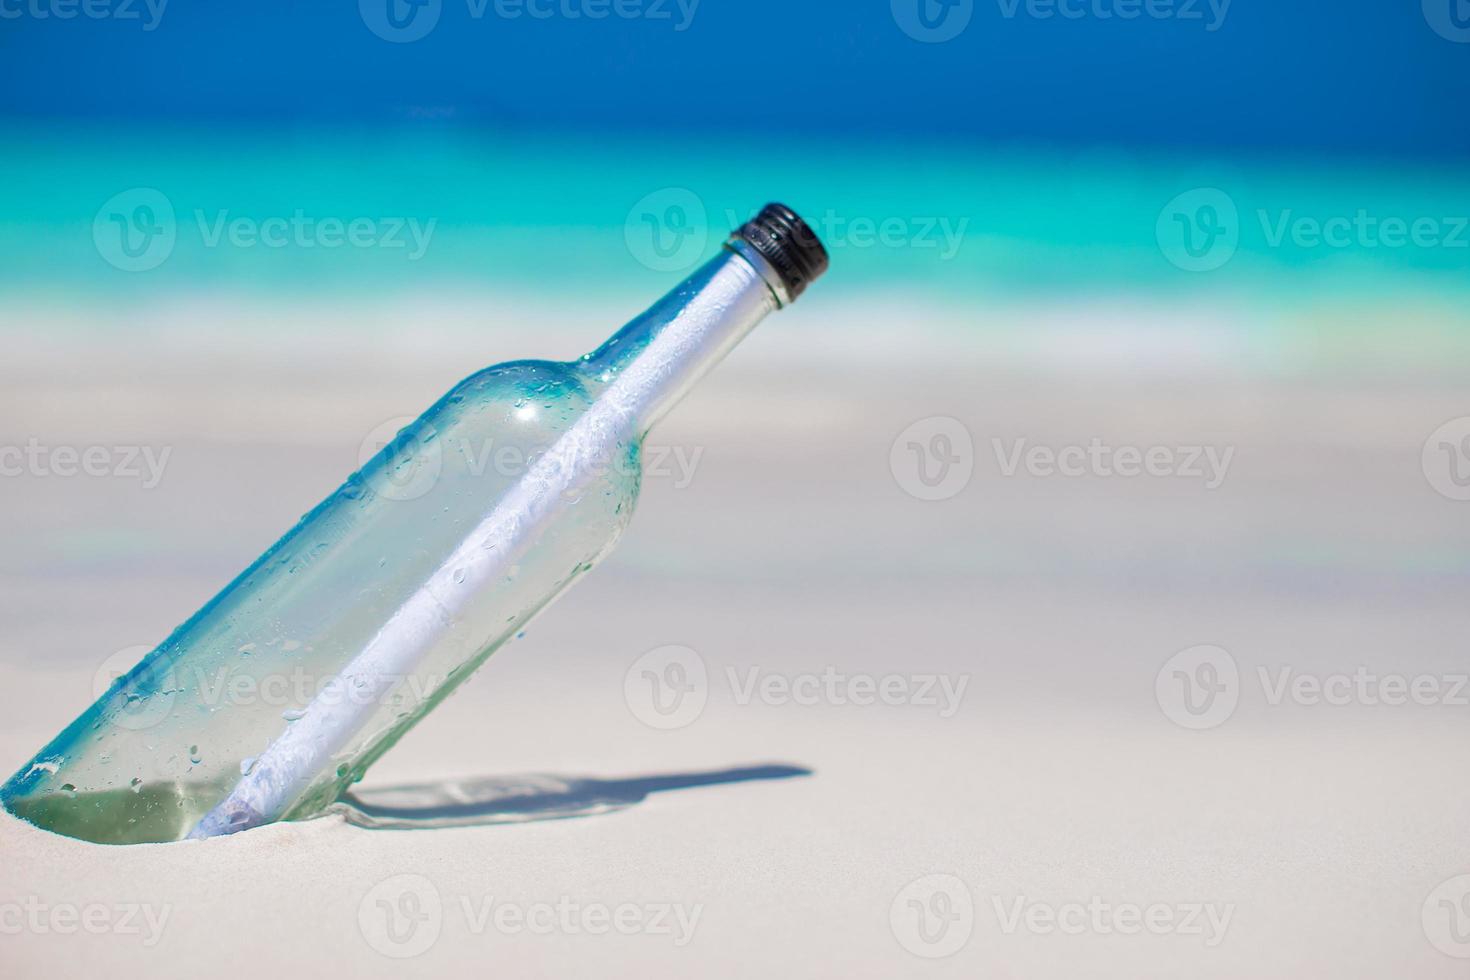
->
2 299 1469 977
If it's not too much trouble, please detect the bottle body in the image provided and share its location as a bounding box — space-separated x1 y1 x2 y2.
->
5 358 640 844
2 204 827 843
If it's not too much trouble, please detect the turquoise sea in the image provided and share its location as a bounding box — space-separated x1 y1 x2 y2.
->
2 123 1467 372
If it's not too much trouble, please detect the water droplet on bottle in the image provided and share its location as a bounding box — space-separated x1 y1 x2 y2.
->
282 639 302 652
188 745 202 764
60 783 76 796
129 777 143 793
238 643 256 656
240 757 257 775
282 709 306 722
453 567 466 585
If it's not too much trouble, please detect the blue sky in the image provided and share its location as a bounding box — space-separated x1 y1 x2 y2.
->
0 0 1466 158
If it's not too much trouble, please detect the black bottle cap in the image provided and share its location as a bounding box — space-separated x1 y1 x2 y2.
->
732 203 830 302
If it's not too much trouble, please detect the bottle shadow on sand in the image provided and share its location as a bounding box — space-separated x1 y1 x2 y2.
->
324 763 813 831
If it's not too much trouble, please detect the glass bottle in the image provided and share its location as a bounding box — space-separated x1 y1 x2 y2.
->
2 203 830 844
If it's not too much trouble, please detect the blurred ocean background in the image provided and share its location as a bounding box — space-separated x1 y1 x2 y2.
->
2 0 1468 740
3 124 1468 378
1 1 1468 367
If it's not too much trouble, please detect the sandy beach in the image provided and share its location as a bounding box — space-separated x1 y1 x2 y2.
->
2 293 1468 977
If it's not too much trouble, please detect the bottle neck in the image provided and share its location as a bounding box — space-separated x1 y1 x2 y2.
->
577 244 782 435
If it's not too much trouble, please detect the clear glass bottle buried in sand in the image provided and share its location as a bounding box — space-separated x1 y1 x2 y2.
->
2 203 830 844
